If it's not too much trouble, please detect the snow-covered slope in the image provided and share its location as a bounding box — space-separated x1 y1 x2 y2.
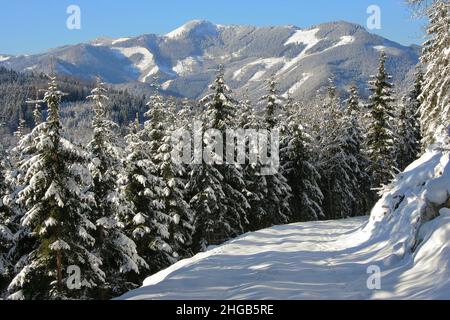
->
0 21 419 100
119 134 450 300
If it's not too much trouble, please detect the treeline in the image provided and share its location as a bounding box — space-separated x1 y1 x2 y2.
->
0 0 448 300
0 67 150 147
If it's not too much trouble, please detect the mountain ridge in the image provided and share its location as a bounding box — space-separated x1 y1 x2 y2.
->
0 20 420 100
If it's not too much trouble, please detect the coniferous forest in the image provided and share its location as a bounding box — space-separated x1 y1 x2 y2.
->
0 0 449 300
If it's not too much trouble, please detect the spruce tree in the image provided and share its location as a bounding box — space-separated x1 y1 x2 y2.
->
253 77 292 228
188 66 250 250
86 81 147 299
7 77 104 300
0 138 13 294
119 108 166 276
14 115 26 141
342 85 372 215
236 94 270 230
263 76 282 130
318 78 355 219
32 91 43 127
144 91 194 265
366 52 396 189
408 68 424 153
419 0 450 147
395 95 421 171
281 104 324 221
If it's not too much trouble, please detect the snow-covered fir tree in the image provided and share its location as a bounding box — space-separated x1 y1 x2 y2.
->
14 114 27 141
342 85 372 215
236 93 270 230
419 0 450 147
0 137 13 294
7 77 104 300
188 66 250 250
252 77 292 228
144 90 194 265
119 109 166 276
395 95 421 171
281 103 324 221
86 80 147 299
408 68 424 153
318 77 364 219
32 92 43 127
365 51 397 189
263 76 283 130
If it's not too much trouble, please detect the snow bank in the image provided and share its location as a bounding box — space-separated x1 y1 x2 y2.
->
364 132 450 298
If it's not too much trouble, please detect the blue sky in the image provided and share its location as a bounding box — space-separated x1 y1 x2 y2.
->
0 0 427 55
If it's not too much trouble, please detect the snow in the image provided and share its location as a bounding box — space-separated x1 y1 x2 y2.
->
112 38 131 45
166 24 191 39
445 47 450 57
284 28 320 47
248 70 267 82
277 28 321 76
133 213 147 225
282 73 311 97
112 46 158 82
49 240 71 251
233 58 285 80
141 67 160 83
161 80 174 90
373 45 402 56
332 35 355 48
172 56 202 76
165 20 217 40
119 138 450 300
374 45 387 52
0 55 10 62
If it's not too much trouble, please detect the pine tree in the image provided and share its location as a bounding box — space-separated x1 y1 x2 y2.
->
419 0 450 147
86 81 147 299
7 77 104 300
366 52 396 189
188 66 250 250
281 104 324 221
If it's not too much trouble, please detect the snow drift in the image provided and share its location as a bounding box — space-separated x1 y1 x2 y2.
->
119 133 450 300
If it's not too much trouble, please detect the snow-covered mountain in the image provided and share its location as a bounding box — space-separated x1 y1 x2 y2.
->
118 132 450 300
0 20 419 99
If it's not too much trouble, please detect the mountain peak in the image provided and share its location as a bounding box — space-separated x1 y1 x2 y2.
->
165 20 218 39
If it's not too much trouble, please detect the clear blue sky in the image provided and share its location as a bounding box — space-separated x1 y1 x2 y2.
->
0 0 427 55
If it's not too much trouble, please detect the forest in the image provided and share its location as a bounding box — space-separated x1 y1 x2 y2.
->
0 0 449 300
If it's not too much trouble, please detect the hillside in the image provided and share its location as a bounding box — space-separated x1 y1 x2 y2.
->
119 133 450 300
0 21 419 100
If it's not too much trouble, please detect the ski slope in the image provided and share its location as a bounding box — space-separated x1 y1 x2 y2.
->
120 136 450 300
